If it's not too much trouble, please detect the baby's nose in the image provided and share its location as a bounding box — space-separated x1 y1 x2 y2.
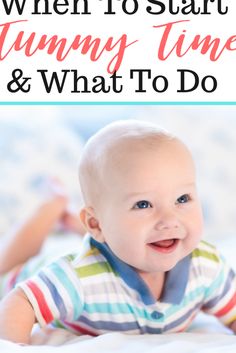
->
155 211 180 230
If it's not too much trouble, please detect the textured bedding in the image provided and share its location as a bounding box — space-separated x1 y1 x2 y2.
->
0 323 235 353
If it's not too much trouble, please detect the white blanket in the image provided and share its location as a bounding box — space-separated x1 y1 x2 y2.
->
0 314 235 353
0 331 236 353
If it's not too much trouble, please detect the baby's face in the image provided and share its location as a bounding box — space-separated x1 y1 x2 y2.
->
95 139 203 275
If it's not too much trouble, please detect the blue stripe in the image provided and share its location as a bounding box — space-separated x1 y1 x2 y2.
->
39 272 67 318
79 303 201 334
204 266 225 300
79 315 162 333
203 269 235 309
164 302 202 332
91 238 190 305
48 262 83 320
164 285 205 318
90 238 155 305
164 266 230 320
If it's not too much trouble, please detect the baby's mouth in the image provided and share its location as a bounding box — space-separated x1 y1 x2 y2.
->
148 239 179 253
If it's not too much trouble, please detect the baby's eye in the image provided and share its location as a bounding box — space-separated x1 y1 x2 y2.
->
176 194 190 204
133 200 152 209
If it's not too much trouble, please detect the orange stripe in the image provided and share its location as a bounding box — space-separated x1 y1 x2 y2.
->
215 292 236 317
27 280 54 323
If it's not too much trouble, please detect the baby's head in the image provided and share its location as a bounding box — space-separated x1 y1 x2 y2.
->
79 120 203 273
79 120 174 207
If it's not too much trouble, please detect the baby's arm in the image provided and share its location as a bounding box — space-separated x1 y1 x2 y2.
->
0 287 36 344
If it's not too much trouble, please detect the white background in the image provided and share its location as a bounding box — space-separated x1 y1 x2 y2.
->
0 0 234 102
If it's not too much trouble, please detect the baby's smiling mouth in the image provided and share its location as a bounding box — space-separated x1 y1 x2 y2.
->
148 239 179 253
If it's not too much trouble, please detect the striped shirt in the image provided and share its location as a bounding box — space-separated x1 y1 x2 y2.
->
18 235 236 336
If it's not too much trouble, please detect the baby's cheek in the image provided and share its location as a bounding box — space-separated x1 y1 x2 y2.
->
190 225 203 247
196 217 204 238
190 210 204 238
185 225 202 251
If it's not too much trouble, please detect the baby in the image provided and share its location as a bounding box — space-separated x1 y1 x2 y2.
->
0 119 236 344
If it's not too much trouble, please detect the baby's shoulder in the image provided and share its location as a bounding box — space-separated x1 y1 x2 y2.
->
191 241 226 278
62 244 116 279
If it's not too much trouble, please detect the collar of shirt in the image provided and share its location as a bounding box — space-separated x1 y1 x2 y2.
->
90 237 191 305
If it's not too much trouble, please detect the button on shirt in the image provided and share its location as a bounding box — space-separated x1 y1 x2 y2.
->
151 311 164 320
18 235 236 336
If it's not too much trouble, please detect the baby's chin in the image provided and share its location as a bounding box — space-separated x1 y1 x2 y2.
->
154 262 179 273
151 254 188 273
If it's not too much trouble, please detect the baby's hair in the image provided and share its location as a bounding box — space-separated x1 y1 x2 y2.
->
79 120 176 206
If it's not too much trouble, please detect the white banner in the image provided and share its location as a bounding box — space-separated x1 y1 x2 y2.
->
0 0 234 102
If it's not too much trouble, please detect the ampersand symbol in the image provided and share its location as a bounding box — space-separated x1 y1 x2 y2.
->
7 69 31 93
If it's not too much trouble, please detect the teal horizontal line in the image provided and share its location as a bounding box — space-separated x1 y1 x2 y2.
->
0 101 236 105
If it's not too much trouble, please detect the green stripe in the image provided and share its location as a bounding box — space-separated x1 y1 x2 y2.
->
200 240 216 250
64 254 77 262
81 271 225 322
192 248 219 263
53 319 67 329
76 261 117 278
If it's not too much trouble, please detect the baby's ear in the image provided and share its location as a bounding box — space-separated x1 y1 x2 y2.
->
80 207 105 242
